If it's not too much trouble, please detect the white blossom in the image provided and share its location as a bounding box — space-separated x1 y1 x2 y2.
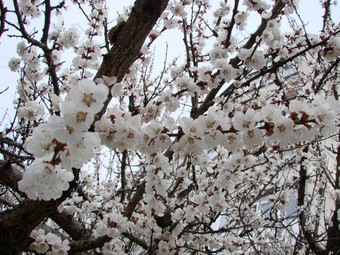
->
18 101 45 121
68 79 109 113
18 162 74 201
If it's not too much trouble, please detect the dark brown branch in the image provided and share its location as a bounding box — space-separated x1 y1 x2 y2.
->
297 149 327 255
322 0 332 32
69 181 148 252
326 139 340 252
12 0 42 47
0 160 91 242
69 235 111 253
220 31 340 97
182 19 192 74
12 0 60 95
50 210 86 241
74 0 91 22
0 86 8 94
123 181 146 219
0 165 79 253
291 0 312 47
243 0 285 50
120 150 128 203
0 161 83 251
0 160 26 197
0 0 7 39
314 58 339 93
123 232 148 250
224 0 239 49
0 136 25 151
0 1 169 253
0 147 34 161
41 0 51 44
68 180 148 253
90 0 169 130
69 231 149 253
0 197 17 208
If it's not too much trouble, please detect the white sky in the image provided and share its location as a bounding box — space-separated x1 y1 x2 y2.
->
0 0 339 129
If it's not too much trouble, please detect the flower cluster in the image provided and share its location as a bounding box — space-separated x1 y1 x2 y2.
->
14 41 43 83
30 229 70 254
18 162 74 200
17 101 45 122
235 11 249 31
19 0 41 18
19 79 109 200
49 27 80 50
169 96 339 155
96 107 143 151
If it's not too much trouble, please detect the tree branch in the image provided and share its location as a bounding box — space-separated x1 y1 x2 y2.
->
224 0 239 49
120 150 128 203
50 210 86 241
314 58 339 93
41 0 51 44
297 149 327 255
90 0 169 130
322 0 332 32
0 161 80 252
326 138 340 252
69 235 111 253
0 0 6 39
123 181 146 219
68 181 147 253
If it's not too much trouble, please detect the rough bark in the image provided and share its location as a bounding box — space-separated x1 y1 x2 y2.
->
91 0 169 128
297 153 327 255
326 143 340 253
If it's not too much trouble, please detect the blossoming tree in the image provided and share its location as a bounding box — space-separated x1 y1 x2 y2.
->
0 0 339 254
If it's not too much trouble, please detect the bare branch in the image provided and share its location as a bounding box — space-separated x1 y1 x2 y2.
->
326 138 340 252
314 58 339 93
69 234 111 253
297 150 327 255
41 0 51 44
123 181 146 219
12 0 60 96
0 197 17 208
50 210 86 241
0 87 8 95
120 150 128 203
0 0 6 39
322 0 332 32
220 30 340 96
224 0 240 49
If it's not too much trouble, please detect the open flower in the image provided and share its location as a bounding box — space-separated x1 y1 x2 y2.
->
314 104 337 136
235 11 249 30
269 117 295 148
242 128 264 149
60 132 101 169
18 101 45 121
233 108 257 132
68 79 109 113
24 123 55 157
179 117 205 137
18 162 74 201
